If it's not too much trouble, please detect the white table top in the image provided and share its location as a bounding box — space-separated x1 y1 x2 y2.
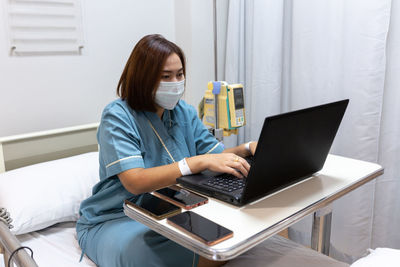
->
124 154 383 260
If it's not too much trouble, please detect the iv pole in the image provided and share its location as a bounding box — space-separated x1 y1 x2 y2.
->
212 0 224 141
213 0 218 81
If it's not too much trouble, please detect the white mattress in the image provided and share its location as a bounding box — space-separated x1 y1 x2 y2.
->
1 222 349 267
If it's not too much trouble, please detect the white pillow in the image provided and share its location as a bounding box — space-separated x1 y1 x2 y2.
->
350 248 400 267
0 152 99 235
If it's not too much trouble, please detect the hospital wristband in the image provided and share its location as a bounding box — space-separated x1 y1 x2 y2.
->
245 141 254 152
178 158 192 176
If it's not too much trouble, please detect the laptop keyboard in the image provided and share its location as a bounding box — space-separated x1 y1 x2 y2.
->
201 156 253 193
203 174 246 192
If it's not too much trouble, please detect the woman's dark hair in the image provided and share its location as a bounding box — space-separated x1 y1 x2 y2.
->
117 34 186 111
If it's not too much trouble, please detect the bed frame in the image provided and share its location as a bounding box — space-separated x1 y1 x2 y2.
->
0 123 99 267
0 123 99 173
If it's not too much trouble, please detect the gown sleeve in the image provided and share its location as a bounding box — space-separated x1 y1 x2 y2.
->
97 103 145 178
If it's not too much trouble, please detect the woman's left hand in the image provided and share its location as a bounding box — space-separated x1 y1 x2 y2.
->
249 141 258 156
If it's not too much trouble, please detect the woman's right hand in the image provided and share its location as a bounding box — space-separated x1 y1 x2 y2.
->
187 153 250 179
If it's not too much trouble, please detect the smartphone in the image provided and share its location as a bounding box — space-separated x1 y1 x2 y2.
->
167 211 233 246
124 193 181 220
153 185 208 210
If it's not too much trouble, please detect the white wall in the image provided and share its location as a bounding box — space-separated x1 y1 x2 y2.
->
0 0 177 136
175 0 215 109
0 0 217 137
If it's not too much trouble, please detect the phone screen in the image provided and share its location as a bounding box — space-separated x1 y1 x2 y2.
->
154 186 208 209
167 211 233 246
125 193 181 220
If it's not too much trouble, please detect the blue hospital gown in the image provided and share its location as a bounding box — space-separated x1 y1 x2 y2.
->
76 99 224 267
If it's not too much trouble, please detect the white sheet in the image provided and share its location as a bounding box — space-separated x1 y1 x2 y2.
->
1 222 350 267
0 222 95 267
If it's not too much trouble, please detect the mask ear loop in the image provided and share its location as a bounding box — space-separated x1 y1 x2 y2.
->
147 119 176 163
191 252 196 267
149 108 196 266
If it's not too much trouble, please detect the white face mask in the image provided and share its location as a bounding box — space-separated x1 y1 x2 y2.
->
155 80 185 110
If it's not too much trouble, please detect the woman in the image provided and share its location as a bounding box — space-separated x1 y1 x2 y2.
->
76 34 257 267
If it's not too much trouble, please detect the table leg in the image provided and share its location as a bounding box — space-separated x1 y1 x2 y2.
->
311 205 332 255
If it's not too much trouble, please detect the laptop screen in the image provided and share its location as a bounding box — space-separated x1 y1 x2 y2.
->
242 99 349 204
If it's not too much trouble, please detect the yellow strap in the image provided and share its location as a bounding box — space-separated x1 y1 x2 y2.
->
147 120 176 163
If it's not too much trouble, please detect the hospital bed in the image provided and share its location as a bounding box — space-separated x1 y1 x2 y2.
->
0 123 396 267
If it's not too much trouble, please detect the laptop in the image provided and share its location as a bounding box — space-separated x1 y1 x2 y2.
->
177 99 349 206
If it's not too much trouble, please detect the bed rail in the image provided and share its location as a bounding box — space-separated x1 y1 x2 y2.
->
0 123 99 266
0 221 38 267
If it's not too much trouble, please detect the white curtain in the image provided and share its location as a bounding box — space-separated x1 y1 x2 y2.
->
224 0 400 263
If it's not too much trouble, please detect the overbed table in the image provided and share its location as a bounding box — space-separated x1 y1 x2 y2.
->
124 154 383 260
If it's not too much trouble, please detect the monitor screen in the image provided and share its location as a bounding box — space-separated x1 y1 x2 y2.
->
233 87 244 109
